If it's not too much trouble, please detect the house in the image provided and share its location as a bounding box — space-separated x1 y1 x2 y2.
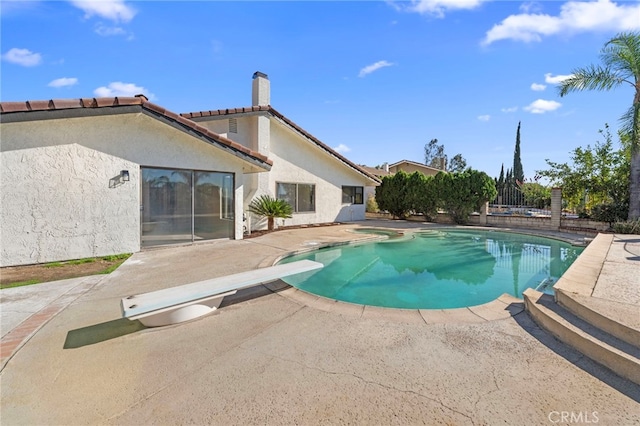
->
181 72 379 230
0 73 379 267
388 160 442 177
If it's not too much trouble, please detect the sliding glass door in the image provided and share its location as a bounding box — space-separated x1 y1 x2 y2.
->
141 167 234 247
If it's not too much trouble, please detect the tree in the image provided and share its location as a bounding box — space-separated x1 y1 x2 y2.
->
497 164 505 192
424 139 447 170
248 194 293 231
375 171 413 219
513 121 524 184
408 172 439 221
424 138 467 172
537 125 629 215
435 169 497 224
449 154 467 173
558 31 640 219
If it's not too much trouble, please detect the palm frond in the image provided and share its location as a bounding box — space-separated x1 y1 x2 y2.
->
248 195 293 218
603 32 640 80
557 65 622 96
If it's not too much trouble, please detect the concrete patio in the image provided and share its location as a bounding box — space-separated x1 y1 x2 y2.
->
1 221 638 425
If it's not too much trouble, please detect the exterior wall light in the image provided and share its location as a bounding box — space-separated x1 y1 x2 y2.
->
121 170 130 182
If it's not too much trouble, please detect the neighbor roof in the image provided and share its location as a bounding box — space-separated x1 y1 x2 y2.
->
181 105 380 184
359 165 391 178
389 159 443 173
0 96 272 171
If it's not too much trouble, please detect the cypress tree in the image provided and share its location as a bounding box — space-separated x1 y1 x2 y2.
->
497 164 505 191
513 121 524 184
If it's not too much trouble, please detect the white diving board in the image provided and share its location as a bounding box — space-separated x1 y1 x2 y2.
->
121 259 323 327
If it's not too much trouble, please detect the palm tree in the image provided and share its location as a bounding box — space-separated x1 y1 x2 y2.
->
248 194 293 231
558 31 640 219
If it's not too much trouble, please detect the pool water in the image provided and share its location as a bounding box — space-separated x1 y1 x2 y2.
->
279 229 583 309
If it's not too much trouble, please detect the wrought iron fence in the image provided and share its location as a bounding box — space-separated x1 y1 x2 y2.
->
489 187 551 217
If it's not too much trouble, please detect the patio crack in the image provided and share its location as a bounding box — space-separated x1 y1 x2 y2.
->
472 367 501 413
258 352 476 425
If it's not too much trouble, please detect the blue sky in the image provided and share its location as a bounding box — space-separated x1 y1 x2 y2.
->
2 0 639 180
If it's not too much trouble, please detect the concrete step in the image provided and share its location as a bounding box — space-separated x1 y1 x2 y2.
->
523 288 640 385
555 288 640 350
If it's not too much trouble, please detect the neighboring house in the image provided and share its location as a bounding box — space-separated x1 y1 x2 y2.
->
388 160 442 177
362 160 442 205
0 73 378 266
360 165 391 180
181 72 379 231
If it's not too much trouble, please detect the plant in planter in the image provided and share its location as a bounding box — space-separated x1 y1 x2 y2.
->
248 195 293 231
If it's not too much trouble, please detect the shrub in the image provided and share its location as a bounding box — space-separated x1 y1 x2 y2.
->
410 172 439 221
612 219 640 234
248 195 293 231
366 194 379 213
375 171 413 219
435 169 497 224
590 202 628 225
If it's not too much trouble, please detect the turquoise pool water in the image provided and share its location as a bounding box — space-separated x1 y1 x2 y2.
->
279 229 583 309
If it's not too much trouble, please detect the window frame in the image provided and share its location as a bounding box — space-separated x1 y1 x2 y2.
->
276 182 316 213
342 185 364 205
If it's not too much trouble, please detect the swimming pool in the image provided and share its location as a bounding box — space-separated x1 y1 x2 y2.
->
279 229 583 309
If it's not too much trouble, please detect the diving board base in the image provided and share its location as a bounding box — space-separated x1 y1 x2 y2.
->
129 290 238 327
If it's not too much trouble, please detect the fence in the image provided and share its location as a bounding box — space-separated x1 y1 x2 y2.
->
490 186 551 217
367 188 609 236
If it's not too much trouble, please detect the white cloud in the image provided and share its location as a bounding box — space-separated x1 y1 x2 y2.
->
48 77 78 88
544 72 573 84
482 0 640 45
519 1 543 14
524 99 562 114
333 144 351 154
94 23 127 36
2 48 42 67
358 60 395 78
530 83 546 91
501 106 518 113
94 82 155 100
477 114 491 122
69 0 136 23
398 0 487 18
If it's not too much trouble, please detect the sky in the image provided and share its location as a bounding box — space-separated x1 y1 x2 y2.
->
2 0 639 181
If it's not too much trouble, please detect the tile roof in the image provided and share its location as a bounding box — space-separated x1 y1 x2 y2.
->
360 165 391 178
0 96 273 169
181 106 381 184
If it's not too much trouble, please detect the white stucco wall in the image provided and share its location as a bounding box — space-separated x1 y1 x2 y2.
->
1 112 253 266
185 113 375 230
253 120 370 228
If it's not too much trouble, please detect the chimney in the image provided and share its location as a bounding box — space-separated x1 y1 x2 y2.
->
252 71 270 106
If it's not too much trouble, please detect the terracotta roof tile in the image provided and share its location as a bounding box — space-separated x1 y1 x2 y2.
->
80 98 97 108
0 102 30 113
50 99 84 109
26 100 51 110
0 97 272 169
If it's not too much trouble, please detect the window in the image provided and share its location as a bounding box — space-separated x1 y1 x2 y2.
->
141 167 235 247
342 186 363 204
276 182 315 212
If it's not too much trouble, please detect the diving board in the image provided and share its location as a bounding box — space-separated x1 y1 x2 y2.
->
121 259 323 327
